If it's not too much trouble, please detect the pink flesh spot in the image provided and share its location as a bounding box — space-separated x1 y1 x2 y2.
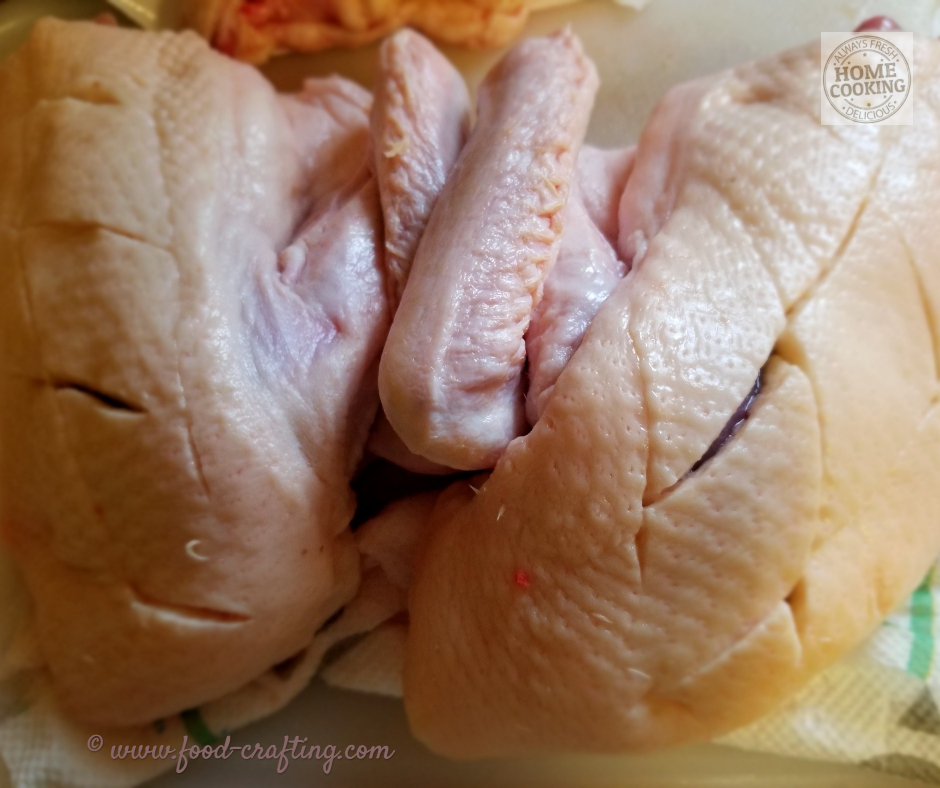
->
514 569 531 589
854 16 901 32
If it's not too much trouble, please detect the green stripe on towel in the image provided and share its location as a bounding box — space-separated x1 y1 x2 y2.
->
907 570 936 680
181 708 217 746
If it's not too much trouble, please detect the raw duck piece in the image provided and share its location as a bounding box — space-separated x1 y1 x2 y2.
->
524 144 633 424
368 48 630 464
379 29 598 471
371 29 472 310
365 28 470 475
0 19 389 727
404 37 940 756
524 142 634 425
369 135 633 468
366 30 629 472
524 188 626 425
181 0 534 64
371 166 632 472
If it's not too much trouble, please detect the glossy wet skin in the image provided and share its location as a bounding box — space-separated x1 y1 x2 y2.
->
3 15 939 761
0 21 633 727
402 29 940 758
0 19 386 726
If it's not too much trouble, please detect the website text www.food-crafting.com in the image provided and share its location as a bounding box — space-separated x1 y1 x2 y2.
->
86 733 395 774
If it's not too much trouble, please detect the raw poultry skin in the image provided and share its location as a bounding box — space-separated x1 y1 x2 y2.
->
367 29 628 470
403 37 940 755
2 16 939 760
182 0 533 64
371 28 472 311
525 182 628 425
525 144 634 425
0 19 389 726
379 30 598 471
364 29 469 476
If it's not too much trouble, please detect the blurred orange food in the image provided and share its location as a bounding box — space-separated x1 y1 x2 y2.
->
181 0 564 63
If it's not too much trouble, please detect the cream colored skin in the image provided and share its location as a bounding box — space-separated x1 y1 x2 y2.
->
380 30 598 471
0 20 389 727
5 18 939 759
404 38 940 756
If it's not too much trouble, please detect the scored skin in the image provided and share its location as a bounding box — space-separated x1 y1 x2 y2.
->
404 38 940 756
0 20 389 726
784 36 940 669
379 30 599 471
616 40 888 500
